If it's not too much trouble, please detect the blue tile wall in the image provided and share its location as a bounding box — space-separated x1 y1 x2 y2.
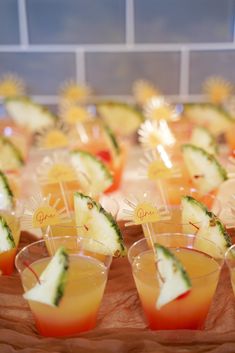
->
86 51 180 95
0 0 235 101
0 0 19 44
135 0 234 43
26 0 126 44
0 52 76 95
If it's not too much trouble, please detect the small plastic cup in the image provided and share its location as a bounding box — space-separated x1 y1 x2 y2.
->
225 245 235 295
128 233 223 330
15 235 112 337
0 201 22 275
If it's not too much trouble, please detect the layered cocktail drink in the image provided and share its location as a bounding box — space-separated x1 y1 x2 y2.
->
128 234 223 330
15 236 112 337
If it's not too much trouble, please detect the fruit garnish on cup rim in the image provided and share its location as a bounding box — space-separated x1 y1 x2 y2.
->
0 215 15 253
181 195 232 254
74 192 126 257
183 103 235 136
5 97 58 133
190 126 218 155
96 101 144 136
23 246 69 307
70 150 113 196
0 136 24 171
182 144 227 194
155 244 192 309
0 170 14 210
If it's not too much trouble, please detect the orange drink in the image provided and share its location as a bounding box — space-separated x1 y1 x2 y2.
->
71 121 125 192
0 208 21 275
128 234 223 330
15 236 112 337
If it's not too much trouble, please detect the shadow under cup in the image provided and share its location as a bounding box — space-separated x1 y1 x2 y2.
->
15 236 112 337
128 233 223 330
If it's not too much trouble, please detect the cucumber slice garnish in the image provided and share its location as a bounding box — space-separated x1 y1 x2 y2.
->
0 170 14 210
190 126 218 155
5 97 57 133
103 124 120 158
70 150 113 195
0 136 24 170
74 192 125 256
23 246 69 307
155 244 191 309
97 101 144 136
184 103 234 136
182 144 227 194
0 215 15 253
181 195 232 253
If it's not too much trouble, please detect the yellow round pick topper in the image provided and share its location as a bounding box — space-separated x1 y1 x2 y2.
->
47 163 77 183
32 206 62 228
133 202 161 225
62 105 91 124
148 160 174 180
0 73 25 98
203 76 233 104
42 130 69 149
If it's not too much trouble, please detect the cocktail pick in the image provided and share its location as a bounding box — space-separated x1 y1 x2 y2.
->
132 79 161 106
138 119 176 149
59 80 91 105
144 96 179 122
203 76 233 105
138 149 181 208
123 193 171 250
21 192 68 236
35 121 70 150
0 73 26 99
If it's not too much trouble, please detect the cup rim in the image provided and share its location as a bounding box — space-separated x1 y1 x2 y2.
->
15 235 113 273
128 233 224 280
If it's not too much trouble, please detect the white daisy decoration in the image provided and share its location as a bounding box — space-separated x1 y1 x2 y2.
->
144 96 179 122
21 192 68 233
138 119 176 150
123 193 171 227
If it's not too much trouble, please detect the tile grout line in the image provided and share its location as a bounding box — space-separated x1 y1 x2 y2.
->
1 42 235 53
179 48 189 97
17 0 29 46
30 94 205 105
126 0 135 44
75 50 86 84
